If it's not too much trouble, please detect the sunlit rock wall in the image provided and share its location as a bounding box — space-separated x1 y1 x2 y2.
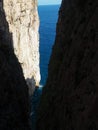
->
3 0 40 95
0 0 31 129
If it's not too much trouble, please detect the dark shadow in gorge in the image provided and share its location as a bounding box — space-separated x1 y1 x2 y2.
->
36 0 98 129
0 0 31 129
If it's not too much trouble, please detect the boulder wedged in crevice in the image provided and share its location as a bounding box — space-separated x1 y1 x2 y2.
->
36 0 98 130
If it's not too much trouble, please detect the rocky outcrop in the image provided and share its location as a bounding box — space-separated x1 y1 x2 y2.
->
3 0 40 94
0 1 31 129
37 0 98 129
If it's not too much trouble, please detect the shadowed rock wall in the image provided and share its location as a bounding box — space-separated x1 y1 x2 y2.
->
37 0 98 129
0 1 31 129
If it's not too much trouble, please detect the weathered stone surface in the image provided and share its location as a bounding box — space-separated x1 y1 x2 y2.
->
3 0 40 94
0 1 31 129
37 0 98 129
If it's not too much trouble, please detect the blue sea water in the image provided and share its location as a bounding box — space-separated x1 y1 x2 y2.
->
31 5 60 130
39 5 60 85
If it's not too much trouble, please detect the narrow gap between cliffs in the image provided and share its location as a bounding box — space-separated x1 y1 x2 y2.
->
30 4 61 130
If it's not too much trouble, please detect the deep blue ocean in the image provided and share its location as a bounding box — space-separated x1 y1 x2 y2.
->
31 5 60 130
39 5 60 86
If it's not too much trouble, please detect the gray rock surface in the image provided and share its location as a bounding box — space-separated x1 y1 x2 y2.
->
37 0 98 129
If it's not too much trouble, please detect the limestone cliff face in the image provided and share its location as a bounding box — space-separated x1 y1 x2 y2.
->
37 0 98 129
0 1 31 129
3 0 40 94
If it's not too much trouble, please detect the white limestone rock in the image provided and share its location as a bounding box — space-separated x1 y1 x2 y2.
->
3 0 40 95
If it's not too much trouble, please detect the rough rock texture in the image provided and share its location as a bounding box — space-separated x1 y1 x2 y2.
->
3 0 40 94
0 1 31 129
37 0 98 129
